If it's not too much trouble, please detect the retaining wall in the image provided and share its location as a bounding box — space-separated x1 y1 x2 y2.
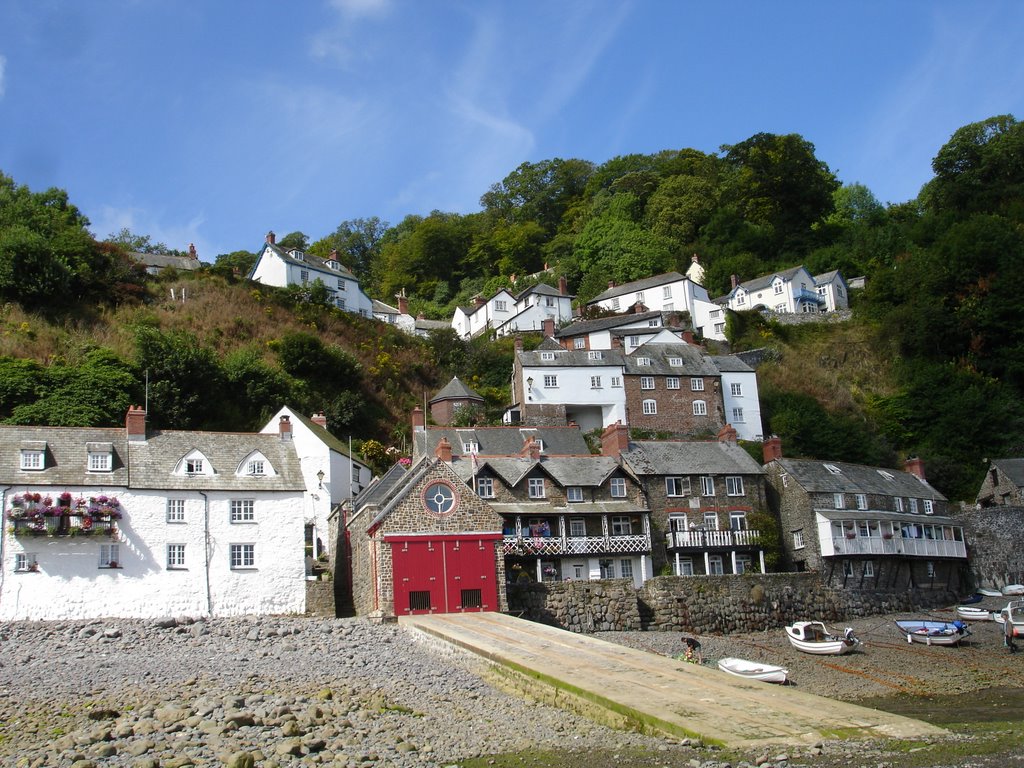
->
958 503 1024 590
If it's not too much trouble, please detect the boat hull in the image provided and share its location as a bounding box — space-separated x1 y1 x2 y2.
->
784 622 862 655
896 620 970 646
956 606 996 621
717 657 788 684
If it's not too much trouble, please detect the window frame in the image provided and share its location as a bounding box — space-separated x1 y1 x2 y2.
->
543 374 558 388
610 477 627 498
230 499 255 523
640 376 655 390
88 451 112 472
528 478 546 499
167 543 186 570
100 543 120 569
692 400 707 416
699 476 715 496
665 476 691 497
611 516 632 536
566 486 584 503
666 377 680 389
20 450 44 471
725 476 744 496
690 378 704 391
230 543 256 570
642 399 657 415
167 499 186 523
476 477 494 498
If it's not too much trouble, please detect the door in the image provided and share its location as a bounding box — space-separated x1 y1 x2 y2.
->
389 534 500 615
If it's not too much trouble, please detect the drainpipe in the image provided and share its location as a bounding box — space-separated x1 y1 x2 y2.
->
199 491 212 616
0 486 11 603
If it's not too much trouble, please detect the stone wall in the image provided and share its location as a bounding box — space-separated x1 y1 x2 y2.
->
507 573 956 633
305 579 335 617
958 502 1024 589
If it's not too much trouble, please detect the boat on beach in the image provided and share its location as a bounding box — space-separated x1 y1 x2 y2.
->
1002 584 1024 596
978 588 1004 597
999 600 1024 639
958 593 984 605
717 656 789 684
784 621 862 655
955 605 997 621
895 619 971 646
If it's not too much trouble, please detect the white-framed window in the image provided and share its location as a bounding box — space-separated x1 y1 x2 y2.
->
834 493 845 509
541 351 556 360
666 377 680 389
494 300 507 311
528 478 545 498
167 544 186 569
640 376 655 390
569 518 585 537
662 285 672 299
246 459 265 476
775 303 786 312
731 407 744 423
668 357 682 367
856 493 868 510
476 477 494 498
611 298 621 310
620 559 634 579
230 544 255 569
185 458 204 474
725 476 744 496
635 291 645 303
642 399 657 415
923 499 934 515
573 337 585 350
678 558 694 576
610 477 627 498
729 511 747 530
100 543 119 568
337 278 346 289
774 282 784 295
708 555 724 575
462 441 479 454
665 476 690 497
567 486 584 502
714 323 725 334
627 335 640 347
88 451 112 472
543 375 558 388
894 497 904 512
909 498 919 514
842 560 854 577
792 529 805 549
611 516 632 536
230 499 255 523
864 561 875 578
692 400 707 416
636 356 651 366
600 559 615 578
735 554 753 575
300 269 309 284
648 319 659 327
590 376 602 389
736 294 746 306
167 499 185 523
14 552 37 572
704 513 719 533
336 297 346 310
588 351 603 360
690 378 704 391
611 376 622 387
730 382 743 396
20 450 44 470
700 476 715 496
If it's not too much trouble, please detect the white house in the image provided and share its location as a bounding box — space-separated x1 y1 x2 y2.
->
0 408 310 620
452 280 574 339
248 232 374 317
719 266 844 315
373 295 450 338
259 407 373 558
813 270 850 312
712 355 764 442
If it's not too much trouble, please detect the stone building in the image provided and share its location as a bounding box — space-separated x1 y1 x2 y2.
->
428 377 486 426
976 458 1024 507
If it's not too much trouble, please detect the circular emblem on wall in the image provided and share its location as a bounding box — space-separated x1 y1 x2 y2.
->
422 481 458 517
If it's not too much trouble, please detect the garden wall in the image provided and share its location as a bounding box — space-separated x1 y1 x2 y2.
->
958 503 1024 590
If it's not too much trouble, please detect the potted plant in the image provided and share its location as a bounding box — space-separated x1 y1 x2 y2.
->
107 560 118 569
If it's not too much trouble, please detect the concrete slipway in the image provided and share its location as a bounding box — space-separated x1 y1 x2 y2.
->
400 612 944 749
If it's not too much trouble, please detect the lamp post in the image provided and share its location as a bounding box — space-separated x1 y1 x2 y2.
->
316 469 325 489
526 376 534 401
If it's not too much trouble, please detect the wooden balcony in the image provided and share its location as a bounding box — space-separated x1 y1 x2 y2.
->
828 536 966 559
503 533 650 557
666 529 761 550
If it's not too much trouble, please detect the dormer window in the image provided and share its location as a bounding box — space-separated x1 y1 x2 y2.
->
540 351 556 361
186 458 204 474
291 251 305 261
176 450 214 477
668 357 682 366
823 464 842 475
462 441 479 454
237 451 274 477
20 444 45 471
247 459 265 476
588 351 603 360
87 442 113 472
637 357 651 366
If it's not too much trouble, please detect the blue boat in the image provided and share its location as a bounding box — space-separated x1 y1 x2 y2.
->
895 619 971 646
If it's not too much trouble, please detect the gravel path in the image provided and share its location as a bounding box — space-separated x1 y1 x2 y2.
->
1 607 1023 768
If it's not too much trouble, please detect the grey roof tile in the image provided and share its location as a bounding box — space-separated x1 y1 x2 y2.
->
588 273 687 304
772 458 946 500
622 441 764 476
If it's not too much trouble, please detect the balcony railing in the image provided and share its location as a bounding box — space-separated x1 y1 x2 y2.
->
8 515 117 539
829 536 966 559
666 529 761 550
503 533 650 557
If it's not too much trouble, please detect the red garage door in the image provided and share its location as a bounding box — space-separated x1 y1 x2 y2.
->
388 534 500 615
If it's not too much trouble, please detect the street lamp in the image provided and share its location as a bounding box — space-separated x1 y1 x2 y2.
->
316 469 325 489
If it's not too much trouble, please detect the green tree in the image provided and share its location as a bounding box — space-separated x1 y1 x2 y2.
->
134 327 226 429
210 250 258 279
276 231 309 251
308 217 388 277
105 227 180 255
481 158 594 234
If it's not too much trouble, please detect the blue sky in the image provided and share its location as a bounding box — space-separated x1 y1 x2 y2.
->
1 1 1022 260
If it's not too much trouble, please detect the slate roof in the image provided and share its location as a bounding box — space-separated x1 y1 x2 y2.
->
992 458 1024 488
554 310 664 338
286 409 364 462
515 282 574 300
489 500 642 517
732 266 807 296
0 425 130 488
130 252 203 271
430 377 484 404
588 272 687 305
622 441 764 476
814 270 843 285
624 343 719 376
519 348 627 368
414 426 591 458
771 458 946 501
710 355 755 373
414 318 450 331
373 299 399 315
252 242 358 281
446 454 623 489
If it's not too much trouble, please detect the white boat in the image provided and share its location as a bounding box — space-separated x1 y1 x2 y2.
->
999 600 1024 638
956 605 997 621
895 619 971 646
717 656 788 684
1002 584 1024 596
784 621 862 655
978 588 1004 597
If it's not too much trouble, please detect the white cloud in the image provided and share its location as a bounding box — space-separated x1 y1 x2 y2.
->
0 54 6 99
92 205 212 260
313 0 392 62
327 0 391 18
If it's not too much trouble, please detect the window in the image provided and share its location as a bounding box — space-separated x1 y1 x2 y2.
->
668 357 682 367
714 323 725 335
703 511 719 529
336 297 346 310
620 559 634 579
167 544 186 569
700 476 714 496
856 494 868 510
636 356 651 366
246 459 265 476
337 278 346 289
792 530 805 549
573 337 585 350
842 560 854 577
894 497 904 512
541 351 556 361
730 511 747 530
824 464 842 474
528 478 545 498
567 486 584 502
424 483 456 515
590 376 602 389
909 498 919 514
300 269 309 284
736 294 745 306
923 499 934 515
648 319 659 327
864 561 875 578
627 335 640 347
14 552 37 572
167 499 185 523
730 382 743 396
600 559 615 578
588 351 603 360
662 285 672 299
611 376 622 387
611 298 621 310
611 516 632 536
462 441 479 454
665 477 690 497
678 558 694 576
691 378 704 391
731 407 744 423
20 450 44 470
642 399 657 415
610 477 627 498
775 303 786 312
186 458 204 474
476 477 494 498
692 400 707 416
494 300 507 311
710 309 722 319
774 282 784 295
666 377 680 389
569 518 585 537
230 544 255 569
708 555 724 575
735 554 753 575
543 375 558 388
100 544 119 568
88 451 112 472
635 291 645 303
725 476 744 496
926 561 935 579
833 493 845 509
640 376 655 390
230 499 255 523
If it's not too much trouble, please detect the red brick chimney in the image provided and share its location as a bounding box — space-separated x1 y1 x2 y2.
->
520 436 541 460
763 435 782 463
610 335 622 349
125 406 147 442
473 296 486 307
397 292 409 315
608 280 617 289
435 437 452 462
279 414 292 441
266 231 276 245
328 249 339 262
411 406 425 433
188 243 198 259
542 317 555 337
514 337 523 352
717 424 738 443
682 330 695 345
601 421 630 459
312 411 328 428
558 276 568 295
904 456 926 480
730 274 739 290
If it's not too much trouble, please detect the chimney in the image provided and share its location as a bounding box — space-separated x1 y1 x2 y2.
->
411 406 425 433
763 435 782 463
125 406 147 442
717 424 738 443
520 436 541 461
568 420 578 428
608 280 617 289
435 437 452 462
632 302 647 314
279 414 293 441
558 275 568 295
266 231 276 245
514 337 523 352
542 317 555 337
601 421 630 459
904 456 926 480
682 330 695 345
312 411 328 428
397 293 409 315
691 254 700 264
611 335 622 349
188 243 198 260
730 274 738 290
473 296 486 307
329 249 339 262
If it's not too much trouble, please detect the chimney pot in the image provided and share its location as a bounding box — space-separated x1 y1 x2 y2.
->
397 292 409 315
682 330 695 345
558 275 568 296
731 274 739 290
126 406 147 442
542 317 555 337
600 421 630 459
904 456 926 480
435 437 453 462
608 280 616 289
266 231 276 245
329 248 339 261
189 243 197 259
279 414 293 441
312 411 328 428
514 337 523 352
717 424 738 443
411 406 425 433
